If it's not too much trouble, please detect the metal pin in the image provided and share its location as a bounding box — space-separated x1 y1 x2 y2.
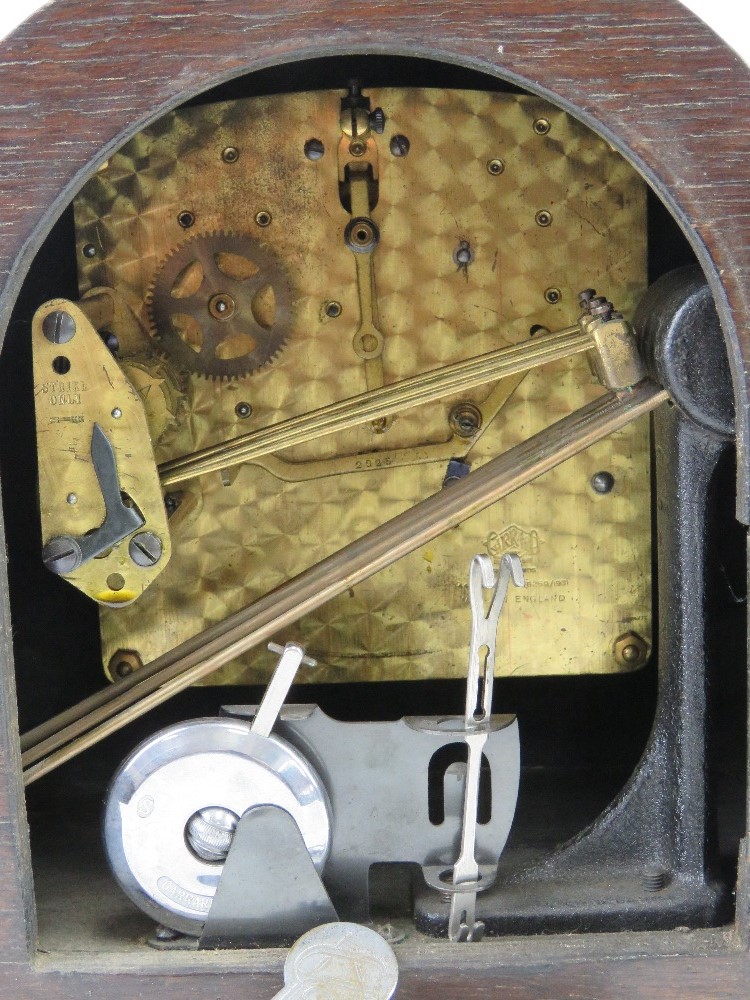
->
251 643 317 739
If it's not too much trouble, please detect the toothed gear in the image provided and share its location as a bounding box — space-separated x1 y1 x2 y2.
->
147 232 292 378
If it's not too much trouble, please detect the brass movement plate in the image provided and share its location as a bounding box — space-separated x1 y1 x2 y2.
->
74 88 650 684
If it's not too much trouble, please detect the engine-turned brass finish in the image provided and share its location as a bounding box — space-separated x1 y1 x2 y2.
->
73 88 650 683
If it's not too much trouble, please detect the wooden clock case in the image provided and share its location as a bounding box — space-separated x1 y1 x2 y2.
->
0 1 748 996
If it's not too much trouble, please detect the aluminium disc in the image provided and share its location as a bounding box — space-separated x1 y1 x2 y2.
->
103 717 331 935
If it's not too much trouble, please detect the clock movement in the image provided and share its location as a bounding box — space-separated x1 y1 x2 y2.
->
0 2 747 998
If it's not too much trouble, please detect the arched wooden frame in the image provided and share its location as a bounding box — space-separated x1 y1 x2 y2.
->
0 2 748 997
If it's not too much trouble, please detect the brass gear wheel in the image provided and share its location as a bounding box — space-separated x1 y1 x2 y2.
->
147 231 292 378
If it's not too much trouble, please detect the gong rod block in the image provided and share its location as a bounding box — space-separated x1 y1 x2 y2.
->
21 380 667 783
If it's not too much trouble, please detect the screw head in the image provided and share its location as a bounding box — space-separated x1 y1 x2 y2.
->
376 923 408 945
591 470 615 494
389 134 410 157
613 631 650 668
42 311 76 345
348 139 366 157
344 217 380 254
578 288 597 311
186 807 239 863
164 493 181 516
369 107 386 134
221 146 239 163
587 296 610 317
487 158 505 175
129 531 163 567
208 292 236 321
66 493 78 505
42 536 82 575
590 299 614 320
108 649 143 680
449 403 482 438
453 241 473 267
101 331 120 353
82 243 97 258
443 457 472 487
111 407 122 419
154 924 181 942
304 138 325 160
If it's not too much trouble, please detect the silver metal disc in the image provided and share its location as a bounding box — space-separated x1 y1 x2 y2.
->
282 923 399 998
103 717 331 935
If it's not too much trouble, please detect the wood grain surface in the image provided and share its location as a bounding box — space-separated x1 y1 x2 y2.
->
0 0 747 996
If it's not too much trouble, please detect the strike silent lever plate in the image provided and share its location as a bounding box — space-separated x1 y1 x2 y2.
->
32 298 171 605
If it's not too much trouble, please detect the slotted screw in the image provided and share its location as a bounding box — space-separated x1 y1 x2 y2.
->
42 536 82 575
42 311 76 345
129 531 163 567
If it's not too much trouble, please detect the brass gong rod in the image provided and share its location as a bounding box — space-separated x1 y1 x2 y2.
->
157 325 589 487
22 380 667 784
